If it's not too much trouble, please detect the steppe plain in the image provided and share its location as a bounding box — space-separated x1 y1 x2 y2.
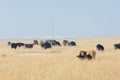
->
0 38 120 80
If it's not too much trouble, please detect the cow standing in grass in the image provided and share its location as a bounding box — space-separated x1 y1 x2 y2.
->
96 44 104 51
114 44 120 49
24 44 34 49
11 43 18 49
10 42 24 49
68 41 76 46
40 40 51 49
77 50 96 60
87 50 96 59
34 40 39 45
48 40 61 46
63 40 69 46
63 40 76 46
77 50 87 59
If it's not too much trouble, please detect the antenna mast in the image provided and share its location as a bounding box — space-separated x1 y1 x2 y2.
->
52 20 55 39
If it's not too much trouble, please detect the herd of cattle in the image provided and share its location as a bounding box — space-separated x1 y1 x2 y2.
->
7 39 120 60
77 43 120 60
8 40 76 49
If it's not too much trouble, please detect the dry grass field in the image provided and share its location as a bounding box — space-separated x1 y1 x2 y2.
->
0 38 120 80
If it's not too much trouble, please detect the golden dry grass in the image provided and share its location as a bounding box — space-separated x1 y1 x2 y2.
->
0 38 120 80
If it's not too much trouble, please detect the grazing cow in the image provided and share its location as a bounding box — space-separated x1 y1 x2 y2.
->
63 40 76 46
11 43 18 49
68 41 76 46
55 41 61 46
40 41 51 49
48 40 61 46
63 40 69 46
24 44 34 49
10 42 24 49
87 50 96 59
77 50 87 59
86 54 92 60
17 42 24 47
96 44 104 51
77 50 96 60
114 44 120 49
34 40 39 45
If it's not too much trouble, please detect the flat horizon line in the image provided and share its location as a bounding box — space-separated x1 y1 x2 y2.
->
0 36 120 41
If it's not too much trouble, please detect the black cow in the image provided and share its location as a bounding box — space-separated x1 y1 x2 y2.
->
63 40 76 46
96 44 104 51
114 44 120 49
54 41 61 46
68 41 76 46
11 43 18 49
10 42 24 49
17 42 24 47
40 41 51 49
24 44 34 49
48 40 61 46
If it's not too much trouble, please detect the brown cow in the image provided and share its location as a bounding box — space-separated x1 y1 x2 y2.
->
77 50 87 59
86 50 96 59
77 50 96 60
33 40 39 45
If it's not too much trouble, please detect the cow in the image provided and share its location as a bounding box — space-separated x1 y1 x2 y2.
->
24 44 34 49
54 41 61 46
68 41 76 46
96 44 104 51
86 54 92 60
63 40 69 46
63 40 76 46
48 40 61 46
17 42 24 47
77 50 96 60
86 50 96 59
34 40 39 45
10 42 24 49
40 41 51 49
77 50 87 59
11 43 18 49
114 44 120 49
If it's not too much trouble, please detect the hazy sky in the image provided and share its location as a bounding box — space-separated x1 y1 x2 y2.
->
0 0 120 39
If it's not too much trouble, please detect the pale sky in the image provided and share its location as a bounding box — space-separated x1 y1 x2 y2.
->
0 0 120 39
